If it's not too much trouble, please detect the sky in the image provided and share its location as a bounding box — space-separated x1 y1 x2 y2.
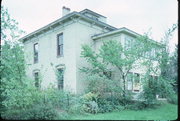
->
2 0 178 52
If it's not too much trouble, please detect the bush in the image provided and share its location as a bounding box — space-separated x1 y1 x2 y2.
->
82 100 99 114
56 111 69 120
167 93 178 104
113 105 125 111
124 101 147 110
97 98 115 113
81 92 99 114
2 103 58 120
68 103 84 114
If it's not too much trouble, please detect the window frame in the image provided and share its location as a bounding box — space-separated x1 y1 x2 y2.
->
127 72 133 90
34 43 38 63
57 68 64 90
133 73 140 92
34 72 40 88
57 33 63 57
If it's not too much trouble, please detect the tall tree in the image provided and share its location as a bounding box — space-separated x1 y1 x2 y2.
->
0 6 26 112
80 34 157 99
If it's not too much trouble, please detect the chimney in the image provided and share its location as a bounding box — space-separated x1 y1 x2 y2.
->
62 6 70 16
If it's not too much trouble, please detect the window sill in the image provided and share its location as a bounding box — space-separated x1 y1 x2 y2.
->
132 90 140 93
57 55 64 58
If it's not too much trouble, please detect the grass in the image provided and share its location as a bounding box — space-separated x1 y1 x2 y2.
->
67 103 178 120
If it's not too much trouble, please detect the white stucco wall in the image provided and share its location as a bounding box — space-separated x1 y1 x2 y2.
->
23 18 111 94
24 20 78 93
74 20 110 94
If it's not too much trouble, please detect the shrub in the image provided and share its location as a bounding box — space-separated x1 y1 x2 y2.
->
124 101 147 110
81 92 99 114
56 111 69 120
82 100 99 114
2 103 58 120
68 103 84 114
167 93 178 104
82 92 98 102
97 98 114 113
26 103 57 120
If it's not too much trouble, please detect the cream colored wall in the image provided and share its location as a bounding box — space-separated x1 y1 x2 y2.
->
24 19 111 94
24 20 78 93
74 20 110 94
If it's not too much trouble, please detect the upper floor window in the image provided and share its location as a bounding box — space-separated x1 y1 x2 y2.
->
34 43 38 63
124 37 134 50
57 33 63 56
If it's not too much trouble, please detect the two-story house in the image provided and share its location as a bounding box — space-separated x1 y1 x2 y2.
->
20 7 163 94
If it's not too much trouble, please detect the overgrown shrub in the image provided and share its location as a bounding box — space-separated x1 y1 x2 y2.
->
56 111 69 120
81 92 99 114
2 103 58 120
167 93 178 104
1 78 43 110
82 100 99 114
97 99 114 113
124 101 147 110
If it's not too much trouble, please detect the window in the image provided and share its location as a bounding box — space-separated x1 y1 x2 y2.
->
57 33 63 56
133 73 140 92
34 43 38 63
57 68 64 90
125 37 134 50
125 38 131 50
149 48 155 59
127 72 133 90
34 72 40 88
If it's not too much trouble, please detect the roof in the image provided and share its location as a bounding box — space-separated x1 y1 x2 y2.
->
20 9 117 42
92 27 165 47
80 9 107 18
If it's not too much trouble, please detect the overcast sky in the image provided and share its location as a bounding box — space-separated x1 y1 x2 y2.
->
2 0 178 52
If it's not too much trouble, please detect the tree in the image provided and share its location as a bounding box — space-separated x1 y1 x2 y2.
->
139 24 178 105
1 6 25 42
80 34 155 100
0 6 28 112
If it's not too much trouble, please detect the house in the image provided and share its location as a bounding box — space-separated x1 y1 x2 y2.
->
20 7 163 94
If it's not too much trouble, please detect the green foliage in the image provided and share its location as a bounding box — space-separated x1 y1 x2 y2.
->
81 92 99 114
166 92 178 105
82 100 99 114
98 100 114 113
85 74 122 96
2 103 57 120
1 79 42 110
97 97 125 113
82 92 98 102
69 103 177 120
0 6 26 113
80 39 150 100
1 6 25 41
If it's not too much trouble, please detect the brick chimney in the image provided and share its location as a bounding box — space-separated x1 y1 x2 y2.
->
62 6 70 16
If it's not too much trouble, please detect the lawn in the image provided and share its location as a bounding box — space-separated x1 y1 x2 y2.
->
68 103 178 120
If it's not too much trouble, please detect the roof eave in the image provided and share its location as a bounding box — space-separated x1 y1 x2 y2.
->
92 27 165 47
20 12 116 43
